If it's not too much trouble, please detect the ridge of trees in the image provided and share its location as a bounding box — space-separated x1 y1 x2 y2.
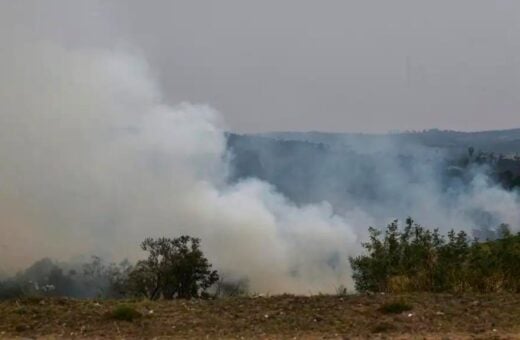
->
3 221 520 299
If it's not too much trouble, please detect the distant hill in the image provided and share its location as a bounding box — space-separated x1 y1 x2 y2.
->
258 128 520 155
226 129 520 220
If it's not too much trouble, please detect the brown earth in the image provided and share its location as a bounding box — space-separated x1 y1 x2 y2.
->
1 293 520 339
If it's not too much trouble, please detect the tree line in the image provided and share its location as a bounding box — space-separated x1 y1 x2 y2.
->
2 218 520 299
0 236 220 300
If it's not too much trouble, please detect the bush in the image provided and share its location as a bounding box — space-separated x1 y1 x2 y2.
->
0 281 25 299
0 235 220 301
127 236 219 299
379 300 413 314
0 257 133 300
335 285 348 296
350 218 520 293
215 277 249 297
372 321 396 333
108 305 142 322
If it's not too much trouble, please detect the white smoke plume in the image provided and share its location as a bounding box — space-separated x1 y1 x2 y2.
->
0 38 360 293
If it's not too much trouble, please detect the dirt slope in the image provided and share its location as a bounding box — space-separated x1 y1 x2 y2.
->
1 293 519 339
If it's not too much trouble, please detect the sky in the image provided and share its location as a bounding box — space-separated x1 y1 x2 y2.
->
3 0 520 133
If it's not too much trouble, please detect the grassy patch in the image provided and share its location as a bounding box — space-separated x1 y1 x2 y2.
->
19 296 43 304
1 294 519 338
14 307 28 315
15 324 30 332
372 321 395 333
378 300 413 314
108 304 142 322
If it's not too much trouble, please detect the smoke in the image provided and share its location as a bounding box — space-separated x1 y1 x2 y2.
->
0 38 360 293
228 133 520 236
1 1 518 294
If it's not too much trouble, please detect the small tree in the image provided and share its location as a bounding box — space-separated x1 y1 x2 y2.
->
81 256 133 298
128 236 218 299
468 146 475 159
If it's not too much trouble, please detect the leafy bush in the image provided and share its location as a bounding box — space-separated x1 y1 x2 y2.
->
0 257 133 300
372 321 395 333
0 281 24 299
335 285 348 296
0 235 219 301
378 300 413 314
350 218 520 293
108 305 142 322
215 277 249 297
127 236 219 299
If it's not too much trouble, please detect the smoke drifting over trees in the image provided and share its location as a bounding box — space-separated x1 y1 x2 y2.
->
0 24 357 294
227 133 520 236
0 2 519 295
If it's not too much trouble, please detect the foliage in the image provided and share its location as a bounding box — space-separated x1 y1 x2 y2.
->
214 277 249 297
0 281 24 300
0 257 132 300
108 305 142 322
0 235 218 301
350 218 520 293
82 256 133 298
127 236 219 299
378 300 413 314
372 321 395 333
335 284 348 297
498 170 520 190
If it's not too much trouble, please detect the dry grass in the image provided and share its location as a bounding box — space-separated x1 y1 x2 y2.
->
1 293 520 339
107 304 142 322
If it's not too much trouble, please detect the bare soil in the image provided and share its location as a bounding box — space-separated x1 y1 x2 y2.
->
1 293 520 339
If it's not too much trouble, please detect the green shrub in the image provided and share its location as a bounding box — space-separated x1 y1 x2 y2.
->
350 218 520 294
335 285 348 296
215 277 249 297
14 307 28 315
108 305 142 322
127 236 219 300
379 300 413 314
372 321 396 333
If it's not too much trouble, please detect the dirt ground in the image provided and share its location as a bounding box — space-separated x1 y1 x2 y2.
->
1 293 520 339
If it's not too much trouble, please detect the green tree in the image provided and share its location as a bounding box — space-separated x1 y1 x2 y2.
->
128 236 219 299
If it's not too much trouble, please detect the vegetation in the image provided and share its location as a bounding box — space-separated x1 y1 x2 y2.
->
462 146 520 190
3 222 520 337
378 300 413 314
0 235 218 300
214 277 249 297
3 220 520 302
498 169 520 190
2 294 520 338
0 257 132 300
350 218 520 293
126 236 219 299
108 305 142 322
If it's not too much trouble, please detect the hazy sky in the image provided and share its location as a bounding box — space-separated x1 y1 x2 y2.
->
3 0 520 133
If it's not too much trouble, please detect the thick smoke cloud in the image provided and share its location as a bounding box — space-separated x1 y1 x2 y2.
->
0 38 359 293
228 134 520 234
